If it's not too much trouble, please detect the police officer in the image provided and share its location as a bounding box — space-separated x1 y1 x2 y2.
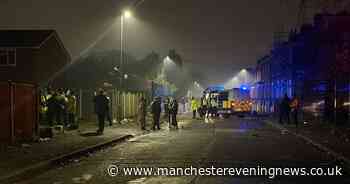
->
94 89 109 135
151 97 162 130
169 98 179 129
191 97 198 119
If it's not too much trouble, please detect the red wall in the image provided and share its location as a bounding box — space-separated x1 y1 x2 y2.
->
0 82 38 144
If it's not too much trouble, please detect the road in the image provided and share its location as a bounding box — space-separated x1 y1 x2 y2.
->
21 116 349 184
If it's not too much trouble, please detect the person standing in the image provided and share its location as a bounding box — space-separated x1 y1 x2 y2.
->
201 97 207 119
279 94 291 124
170 98 179 129
290 96 300 127
138 97 147 130
94 89 109 135
151 97 162 130
67 91 77 129
164 97 171 127
103 91 113 126
55 88 68 126
191 97 198 119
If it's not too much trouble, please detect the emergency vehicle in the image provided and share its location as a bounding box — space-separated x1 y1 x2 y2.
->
203 86 252 118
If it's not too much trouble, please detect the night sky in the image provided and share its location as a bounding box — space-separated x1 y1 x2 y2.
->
0 0 303 86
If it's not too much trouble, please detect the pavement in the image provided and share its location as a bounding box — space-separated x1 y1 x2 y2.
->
16 115 350 184
265 117 350 167
0 113 190 183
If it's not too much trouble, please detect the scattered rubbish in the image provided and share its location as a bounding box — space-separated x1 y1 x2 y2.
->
121 119 130 124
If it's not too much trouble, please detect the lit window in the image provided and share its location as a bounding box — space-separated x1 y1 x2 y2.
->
0 49 16 67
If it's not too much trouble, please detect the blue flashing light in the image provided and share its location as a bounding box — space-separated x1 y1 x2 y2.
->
240 85 249 91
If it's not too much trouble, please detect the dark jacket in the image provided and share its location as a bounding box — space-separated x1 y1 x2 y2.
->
94 94 109 114
170 100 178 114
151 99 161 115
280 96 291 113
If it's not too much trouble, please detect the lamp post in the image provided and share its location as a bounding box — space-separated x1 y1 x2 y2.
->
120 10 132 90
118 10 132 121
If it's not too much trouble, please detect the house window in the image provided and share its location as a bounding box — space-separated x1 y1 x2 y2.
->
0 49 16 66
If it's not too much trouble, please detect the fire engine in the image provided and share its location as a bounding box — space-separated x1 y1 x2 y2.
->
202 86 253 118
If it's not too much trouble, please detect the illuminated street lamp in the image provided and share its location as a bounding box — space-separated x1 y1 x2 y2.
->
123 10 132 18
119 9 132 89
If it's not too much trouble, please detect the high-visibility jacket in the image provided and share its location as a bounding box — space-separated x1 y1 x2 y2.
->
210 98 217 107
191 99 198 111
40 95 47 113
67 95 77 114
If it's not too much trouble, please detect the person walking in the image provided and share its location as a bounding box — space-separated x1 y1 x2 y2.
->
290 96 300 127
94 89 109 135
191 97 198 119
169 98 179 129
279 94 291 124
138 97 147 130
151 97 162 130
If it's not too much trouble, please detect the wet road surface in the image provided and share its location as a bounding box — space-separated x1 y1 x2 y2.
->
21 116 350 184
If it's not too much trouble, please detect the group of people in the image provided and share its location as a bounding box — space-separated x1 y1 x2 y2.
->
191 96 218 119
93 88 180 134
164 97 179 129
279 94 300 126
138 96 179 131
40 88 77 128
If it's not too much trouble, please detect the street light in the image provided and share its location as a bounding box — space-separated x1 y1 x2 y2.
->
123 10 132 18
118 9 132 122
119 9 132 90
